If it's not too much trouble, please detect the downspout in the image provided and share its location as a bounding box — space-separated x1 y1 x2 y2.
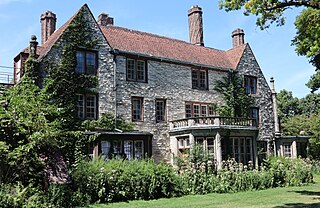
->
111 49 119 130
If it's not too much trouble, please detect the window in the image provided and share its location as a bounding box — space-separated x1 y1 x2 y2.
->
127 58 147 82
155 99 166 122
257 141 267 165
76 51 97 75
283 143 292 157
192 69 208 90
231 137 253 164
100 140 145 161
178 136 190 155
195 137 215 156
185 102 216 118
77 94 97 120
244 76 257 94
249 107 259 126
132 97 143 121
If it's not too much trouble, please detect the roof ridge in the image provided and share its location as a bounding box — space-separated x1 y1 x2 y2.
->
104 25 227 53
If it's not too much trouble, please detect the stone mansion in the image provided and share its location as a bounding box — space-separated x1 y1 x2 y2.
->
13 4 308 168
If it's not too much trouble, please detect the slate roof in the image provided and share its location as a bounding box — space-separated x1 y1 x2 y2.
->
17 4 246 70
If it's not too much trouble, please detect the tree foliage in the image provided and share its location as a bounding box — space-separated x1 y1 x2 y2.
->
214 72 254 117
276 90 320 158
219 0 320 92
276 89 301 120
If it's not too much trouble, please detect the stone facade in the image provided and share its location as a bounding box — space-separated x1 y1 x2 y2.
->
14 4 283 166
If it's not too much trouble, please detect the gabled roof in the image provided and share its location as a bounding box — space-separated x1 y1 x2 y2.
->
101 25 246 70
17 4 246 70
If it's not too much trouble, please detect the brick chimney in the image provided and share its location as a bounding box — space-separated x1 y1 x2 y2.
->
98 13 114 26
188 5 204 46
232 28 245 48
40 11 57 45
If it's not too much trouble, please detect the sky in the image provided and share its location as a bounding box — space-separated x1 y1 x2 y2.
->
0 0 315 98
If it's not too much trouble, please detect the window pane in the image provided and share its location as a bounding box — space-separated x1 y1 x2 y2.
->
186 104 192 118
101 141 110 159
244 76 257 94
137 60 145 82
124 141 133 161
134 141 144 160
201 105 207 117
207 138 214 155
86 52 96 75
196 138 204 145
208 106 215 116
156 99 165 122
193 104 200 117
127 59 135 80
250 78 257 94
77 94 84 119
199 70 206 89
192 70 198 88
112 141 122 159
86 95 96 120
132 98 143 121
284 143 292 157
76 51 85 74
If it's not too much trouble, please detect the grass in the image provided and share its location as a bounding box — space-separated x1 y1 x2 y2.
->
87 174 320 208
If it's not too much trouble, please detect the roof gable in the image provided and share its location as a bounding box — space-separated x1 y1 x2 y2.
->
38 4 103 60
17 4 246 70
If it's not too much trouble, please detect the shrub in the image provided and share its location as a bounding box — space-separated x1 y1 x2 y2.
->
179 156 313 195
264 156 313 187
71 158 184 204
0 183 53 208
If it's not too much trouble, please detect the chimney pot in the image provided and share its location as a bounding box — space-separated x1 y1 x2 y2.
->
98 13 114 26
40 11 57 45
232 28 245 48
188 5 204 46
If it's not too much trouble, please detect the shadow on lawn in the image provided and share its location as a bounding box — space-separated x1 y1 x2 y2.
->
273 202 320 208
289 190 320 196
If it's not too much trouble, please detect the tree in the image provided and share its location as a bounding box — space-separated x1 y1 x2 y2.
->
214 72 254 117
219 0 320 92
276 89 301 120
299 92 320 115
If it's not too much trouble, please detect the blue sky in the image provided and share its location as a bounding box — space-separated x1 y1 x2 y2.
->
0 0 314 98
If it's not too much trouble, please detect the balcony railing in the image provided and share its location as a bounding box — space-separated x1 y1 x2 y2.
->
170 116 257 130
0 72 14 85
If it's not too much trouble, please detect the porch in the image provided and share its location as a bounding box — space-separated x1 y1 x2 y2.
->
169 116 260 169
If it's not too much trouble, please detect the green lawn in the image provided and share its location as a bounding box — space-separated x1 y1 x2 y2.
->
87 174 320 208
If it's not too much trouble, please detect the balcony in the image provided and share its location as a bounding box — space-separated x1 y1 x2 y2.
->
0 72 14 86
170 116 258 132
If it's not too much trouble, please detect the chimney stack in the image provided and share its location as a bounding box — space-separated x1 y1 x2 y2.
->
188 5 204 46
232 28 245 48
40 11 57 45
98 13 114 26
270 77 281 136
29 35 38 59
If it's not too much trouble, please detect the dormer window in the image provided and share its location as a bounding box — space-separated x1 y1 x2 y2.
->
76 50 97 75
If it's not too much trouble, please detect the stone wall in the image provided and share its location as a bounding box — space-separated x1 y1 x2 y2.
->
237 44 275 142
38 6 115 115
113 56 227 162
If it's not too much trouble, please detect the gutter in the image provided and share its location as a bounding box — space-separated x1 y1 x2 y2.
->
109 49 237 73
